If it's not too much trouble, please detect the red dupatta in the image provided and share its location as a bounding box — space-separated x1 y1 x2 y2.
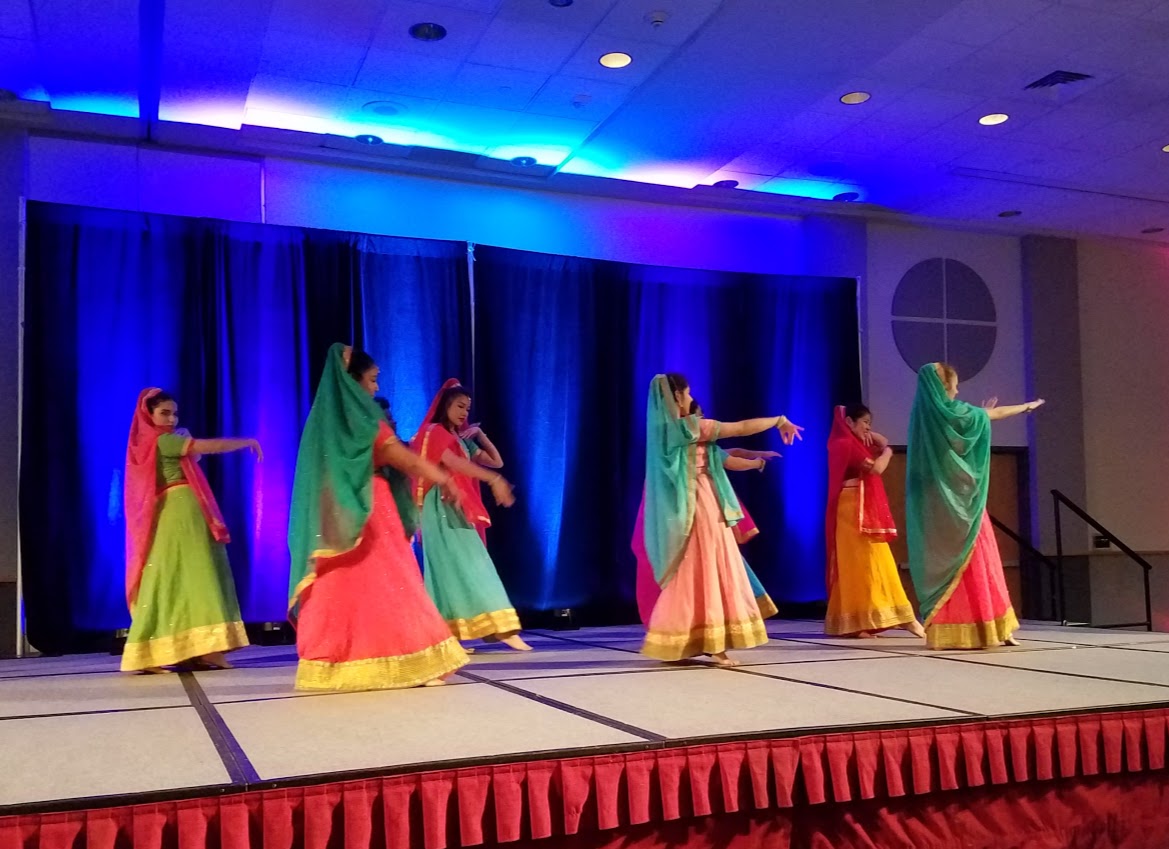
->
409 378 490 526
825 405 896 593
124 388 230 611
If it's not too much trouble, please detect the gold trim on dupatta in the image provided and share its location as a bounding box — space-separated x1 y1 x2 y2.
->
295 636 468 691
121 621 249 671
755 594 779 619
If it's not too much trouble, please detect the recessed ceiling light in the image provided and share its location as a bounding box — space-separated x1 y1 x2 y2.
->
511 156 537 167
979 113 1010 126
833 191 860 202
355 134 384 145
363 101 405 117
599 52 632 69
1141 226 1164 234
997 210 1022 218
1162 144 1169 153
549 0 573 6
409 22 447 41
839 91 870 105
712 179 739 188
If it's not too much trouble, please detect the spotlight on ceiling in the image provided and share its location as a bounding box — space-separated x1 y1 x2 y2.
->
549 0 574 6
599 52 632 69
712 179 739 188
511 156 538 167
833 191 861 201
1141 227 1165 234
997 210 1022 218
979 113 1009 126
355 134 384 145
1162 144 1169 153
839 91 870 105
409 22 447 41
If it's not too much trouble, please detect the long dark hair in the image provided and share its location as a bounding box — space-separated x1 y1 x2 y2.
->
431 384 471 429
145 391 175 413
665 373 689 395
374 396 397 431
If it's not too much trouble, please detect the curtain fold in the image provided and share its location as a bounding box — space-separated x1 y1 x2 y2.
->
472 246 860 613
20 203 470 652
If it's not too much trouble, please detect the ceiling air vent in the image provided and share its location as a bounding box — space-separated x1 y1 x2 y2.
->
1024 70 1093 90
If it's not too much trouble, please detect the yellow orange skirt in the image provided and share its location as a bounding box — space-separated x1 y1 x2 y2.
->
826 487 916 636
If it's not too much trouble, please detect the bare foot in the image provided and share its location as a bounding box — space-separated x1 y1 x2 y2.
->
461 644 476 654
1004 636 1021 647
423 678 448 687
903 621 927 639
198 652 233 670
710 652 740 667
857 631 876 639
501 635 532 651
138 667 173 675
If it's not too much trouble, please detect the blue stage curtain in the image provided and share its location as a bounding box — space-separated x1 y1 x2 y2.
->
472 247 860 615
20 203 469 652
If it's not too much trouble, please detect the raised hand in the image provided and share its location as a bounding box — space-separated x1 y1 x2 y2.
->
459 424 483 440
982 397 999 410
248 439 264 462
777 418 804 446
1028 398 1046 412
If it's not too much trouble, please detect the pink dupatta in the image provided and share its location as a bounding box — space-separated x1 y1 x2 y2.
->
124 388 230 610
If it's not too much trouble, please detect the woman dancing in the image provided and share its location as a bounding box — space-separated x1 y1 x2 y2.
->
122 389 259 673
641 373 802 666
825 404 924 638
289 345 469 690
906 363 1044 649
411 379 527 651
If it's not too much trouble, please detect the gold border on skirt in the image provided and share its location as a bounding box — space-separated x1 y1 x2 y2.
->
295 636 468 691
642 616 768 661
121 621 249 671
447 608 522 640
927 608 1020 649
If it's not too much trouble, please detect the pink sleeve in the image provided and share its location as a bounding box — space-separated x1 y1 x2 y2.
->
698 419 720 442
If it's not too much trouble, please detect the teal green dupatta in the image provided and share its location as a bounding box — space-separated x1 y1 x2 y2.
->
643 375 743 587
288 343 383 613
905 364 992 623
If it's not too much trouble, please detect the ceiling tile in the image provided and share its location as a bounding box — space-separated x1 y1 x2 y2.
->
557 32 676 85
917 0 1050 47
0 1 33 39
355 48 461 99
595 0 723 47
268 0 391 41
259 29 368 87
443 63 548 110
496 0 618 32
369 1 492 59
524 73 632 120
467 17 588 74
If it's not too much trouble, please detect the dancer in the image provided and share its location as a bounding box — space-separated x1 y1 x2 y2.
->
825 404 924 638
122 389 258 673
634 446 781 624
454 408 504 544
289 345 469 690
906 363 1044 649
411 379 527 651
641 373 803 666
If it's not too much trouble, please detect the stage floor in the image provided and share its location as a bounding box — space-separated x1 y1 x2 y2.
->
4 620 1169 811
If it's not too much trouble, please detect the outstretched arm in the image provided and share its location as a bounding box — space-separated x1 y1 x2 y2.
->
189 437 262 460
718 416 804 444
724 455 767 472
985 398 1045 421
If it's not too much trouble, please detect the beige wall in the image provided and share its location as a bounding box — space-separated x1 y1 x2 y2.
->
1078 239 1169 553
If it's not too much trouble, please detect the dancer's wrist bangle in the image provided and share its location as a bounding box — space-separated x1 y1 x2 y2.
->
776 415 788 428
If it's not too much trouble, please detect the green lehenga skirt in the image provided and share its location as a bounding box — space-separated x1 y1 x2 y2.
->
421 488 521 640
121 485 249 671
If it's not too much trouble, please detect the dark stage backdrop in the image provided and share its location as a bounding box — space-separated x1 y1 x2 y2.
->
21 203 471 652
472 247 861 614
20 203 860 652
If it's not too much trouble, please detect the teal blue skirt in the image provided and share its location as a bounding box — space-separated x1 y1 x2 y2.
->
421 488 521 639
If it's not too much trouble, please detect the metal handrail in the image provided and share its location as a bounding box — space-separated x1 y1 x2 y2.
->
1052 489 1153 631
988 513 1062 621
